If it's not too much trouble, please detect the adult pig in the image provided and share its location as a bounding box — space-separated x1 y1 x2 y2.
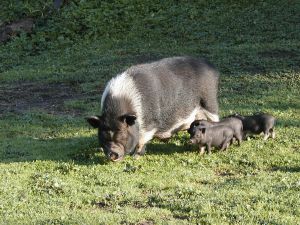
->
87 56 219 161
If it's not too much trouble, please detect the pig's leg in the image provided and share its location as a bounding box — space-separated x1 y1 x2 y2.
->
236 135 242 146
243 132 248 140
226 142 230 149
270 128 275 139
263 131 270 141
134 131 156 158
206 143 212 154
220 138 231 151
230 137 236 145
133 143 146 159
199 145 205 155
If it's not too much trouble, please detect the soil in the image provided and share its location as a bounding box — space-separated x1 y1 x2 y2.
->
0 18 34 43
0 82 99 116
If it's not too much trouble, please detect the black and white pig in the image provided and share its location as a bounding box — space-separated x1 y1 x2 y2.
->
229 113 276 140
87 56 219 161
189 125 234 154
188 117 243 145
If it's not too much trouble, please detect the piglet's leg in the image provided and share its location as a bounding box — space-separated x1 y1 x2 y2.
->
237 135 242 146
230 137 235 145
220 138 231 151
226 142 230 149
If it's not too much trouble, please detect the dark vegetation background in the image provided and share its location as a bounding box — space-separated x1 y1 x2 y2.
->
1 0 299 76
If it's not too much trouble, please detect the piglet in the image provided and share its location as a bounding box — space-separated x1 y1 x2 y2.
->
188 117 243 145
189 125 234 154
229 113 275 140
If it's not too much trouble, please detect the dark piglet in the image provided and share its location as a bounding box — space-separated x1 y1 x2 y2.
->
229 113 275 140
188 117 243 145
189 125 234 154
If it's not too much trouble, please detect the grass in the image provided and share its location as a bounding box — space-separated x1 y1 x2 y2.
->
0 0 300 224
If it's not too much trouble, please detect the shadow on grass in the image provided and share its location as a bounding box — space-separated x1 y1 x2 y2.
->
146 142 192 156
0 135 108 165
271 166 300 173
0 116 298 165
275 118 300 128
0 134 194 164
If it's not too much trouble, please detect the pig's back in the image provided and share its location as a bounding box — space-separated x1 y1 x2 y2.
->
128 57 219 132
208 125 233 146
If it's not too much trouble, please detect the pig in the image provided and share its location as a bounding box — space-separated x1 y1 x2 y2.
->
189 125 234 154
188 117 243 145
229 113 276 140
86 56 220 161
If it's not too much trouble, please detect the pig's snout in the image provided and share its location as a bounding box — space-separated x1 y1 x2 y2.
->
107 151 124 162
104 143 125 162
108 152 120 161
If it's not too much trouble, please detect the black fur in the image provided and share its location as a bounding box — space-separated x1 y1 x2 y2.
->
228 113 276 140
188 117 243 145
189 125 234 154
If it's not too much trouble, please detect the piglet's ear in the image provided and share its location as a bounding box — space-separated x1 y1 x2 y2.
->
201 127 206 134
86 115 102 128
119 114 137 126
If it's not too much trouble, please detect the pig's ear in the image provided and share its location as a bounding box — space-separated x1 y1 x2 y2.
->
119 114 137 126
86 115 102 128
201 127 206 134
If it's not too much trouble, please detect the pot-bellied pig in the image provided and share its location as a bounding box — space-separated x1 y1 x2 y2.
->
229 113 276 140
87 56 220 161
188 117 243 145
189 124 234 154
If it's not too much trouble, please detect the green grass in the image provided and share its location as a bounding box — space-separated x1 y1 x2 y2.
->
0 0 300 224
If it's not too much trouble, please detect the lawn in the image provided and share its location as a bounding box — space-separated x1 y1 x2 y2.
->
0 1 300 224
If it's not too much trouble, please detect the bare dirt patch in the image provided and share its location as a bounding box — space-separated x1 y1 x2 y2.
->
0 18 34 43
0 82 99 116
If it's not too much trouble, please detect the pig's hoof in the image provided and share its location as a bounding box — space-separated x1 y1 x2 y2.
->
199 146 206 155
133 154 142 160
199 150 205 155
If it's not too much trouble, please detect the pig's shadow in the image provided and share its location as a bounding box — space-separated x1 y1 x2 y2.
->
0 135 108 165
0 135 191 165
146 142 192 156
1 117 297 164
271 166 300 173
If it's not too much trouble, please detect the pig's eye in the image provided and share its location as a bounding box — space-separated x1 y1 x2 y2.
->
100 130 112 139
101 125 111 131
